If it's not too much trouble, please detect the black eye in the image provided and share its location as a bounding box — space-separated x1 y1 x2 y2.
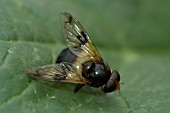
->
102 79 116 93
111 70 120 81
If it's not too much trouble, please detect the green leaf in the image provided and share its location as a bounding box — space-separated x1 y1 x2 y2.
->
0 0 170 113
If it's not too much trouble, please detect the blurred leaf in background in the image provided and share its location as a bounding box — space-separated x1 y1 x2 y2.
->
0 0 170 113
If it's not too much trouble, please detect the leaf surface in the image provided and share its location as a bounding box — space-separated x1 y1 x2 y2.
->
0 0 170 113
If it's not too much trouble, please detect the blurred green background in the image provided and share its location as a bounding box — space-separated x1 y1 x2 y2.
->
0 0 169 113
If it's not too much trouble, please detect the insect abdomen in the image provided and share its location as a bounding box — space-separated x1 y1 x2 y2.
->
56 48 77 63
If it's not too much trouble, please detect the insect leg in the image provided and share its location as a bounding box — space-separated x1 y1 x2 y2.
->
74 84 85 93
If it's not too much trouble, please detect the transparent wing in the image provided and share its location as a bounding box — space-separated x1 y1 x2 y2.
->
60 12 103 62
27 62 90 84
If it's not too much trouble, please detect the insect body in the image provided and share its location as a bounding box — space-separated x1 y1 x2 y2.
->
27 12 120 93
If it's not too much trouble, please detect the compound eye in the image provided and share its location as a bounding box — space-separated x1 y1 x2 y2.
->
102 79 116 93
111 70 120 81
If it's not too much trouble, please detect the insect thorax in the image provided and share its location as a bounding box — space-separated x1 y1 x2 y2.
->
82 61 111 87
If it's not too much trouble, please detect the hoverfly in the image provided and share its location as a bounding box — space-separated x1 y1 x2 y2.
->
27 12 120 93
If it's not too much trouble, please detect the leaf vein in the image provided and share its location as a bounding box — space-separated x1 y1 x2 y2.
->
0 82 32 108
129 100 170 112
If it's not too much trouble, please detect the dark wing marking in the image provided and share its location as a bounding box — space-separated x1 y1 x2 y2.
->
60 12 103 62
27 62 90 84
